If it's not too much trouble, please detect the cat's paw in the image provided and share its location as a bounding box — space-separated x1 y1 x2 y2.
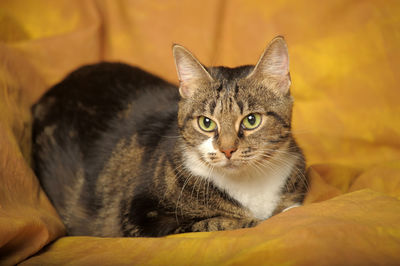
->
281 203 301 213
191 217 260 232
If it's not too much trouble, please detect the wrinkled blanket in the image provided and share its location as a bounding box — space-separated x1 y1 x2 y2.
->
1 0 400 265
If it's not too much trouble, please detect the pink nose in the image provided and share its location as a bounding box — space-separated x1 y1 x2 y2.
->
220 148 237 159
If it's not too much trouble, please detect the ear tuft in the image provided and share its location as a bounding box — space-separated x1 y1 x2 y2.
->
172 44 213 98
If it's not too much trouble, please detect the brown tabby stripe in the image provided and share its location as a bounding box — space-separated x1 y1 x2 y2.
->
268 133 290 143
181 113 193 129
266 111 290 128
209 100 216 115
228 97 233 111
237 100 244 114
234 84 239 97
216 84 223 93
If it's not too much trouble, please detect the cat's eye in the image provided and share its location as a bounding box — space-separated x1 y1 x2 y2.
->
198 116 217 132
241 113 262 130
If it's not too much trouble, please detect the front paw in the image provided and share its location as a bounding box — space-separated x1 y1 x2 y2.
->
191 217 260 232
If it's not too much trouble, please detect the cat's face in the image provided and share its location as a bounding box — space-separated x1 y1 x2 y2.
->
174 37 293 177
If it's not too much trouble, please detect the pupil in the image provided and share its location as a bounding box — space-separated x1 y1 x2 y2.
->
248 115 255 125
204 118 211 128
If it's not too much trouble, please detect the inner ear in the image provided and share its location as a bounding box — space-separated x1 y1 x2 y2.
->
172 44 214 98
247 36 291 95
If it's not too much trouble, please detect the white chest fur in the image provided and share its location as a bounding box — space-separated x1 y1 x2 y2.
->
183 143 297 220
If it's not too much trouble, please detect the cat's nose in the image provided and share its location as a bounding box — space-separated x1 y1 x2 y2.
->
220 148 237 159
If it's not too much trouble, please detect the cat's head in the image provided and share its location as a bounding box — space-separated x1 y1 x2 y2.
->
173 36 294 178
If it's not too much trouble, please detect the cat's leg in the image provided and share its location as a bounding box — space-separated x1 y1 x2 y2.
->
272 160 308 215
190 217 260 232
272 192 305 215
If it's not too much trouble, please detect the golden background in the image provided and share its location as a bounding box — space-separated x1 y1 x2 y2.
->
0 0 399 264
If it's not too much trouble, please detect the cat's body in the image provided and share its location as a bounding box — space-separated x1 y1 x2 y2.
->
32 37 308 237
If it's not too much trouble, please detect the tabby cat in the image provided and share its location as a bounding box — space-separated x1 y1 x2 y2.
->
32 36 307 237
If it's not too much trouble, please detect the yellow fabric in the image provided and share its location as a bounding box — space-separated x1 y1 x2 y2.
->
1 0 400 265
19 191 400 265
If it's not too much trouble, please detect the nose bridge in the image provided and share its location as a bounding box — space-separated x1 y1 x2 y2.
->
217 116 238 149
217 122 238 159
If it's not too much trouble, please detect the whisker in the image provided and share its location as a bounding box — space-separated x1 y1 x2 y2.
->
256 152 309 193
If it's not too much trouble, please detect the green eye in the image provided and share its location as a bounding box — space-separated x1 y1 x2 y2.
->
198 116 217 132
241 113 262 130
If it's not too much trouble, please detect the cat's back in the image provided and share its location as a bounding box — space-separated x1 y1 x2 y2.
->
32 62 179 221
33 62 178 151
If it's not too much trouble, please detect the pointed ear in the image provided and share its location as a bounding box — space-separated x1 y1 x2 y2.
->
172 44 213 98
247 36 291 95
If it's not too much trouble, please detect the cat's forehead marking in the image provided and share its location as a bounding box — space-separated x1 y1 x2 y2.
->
219 80 239 96
237 100 244 115
208 100 217 115
212 80 238 115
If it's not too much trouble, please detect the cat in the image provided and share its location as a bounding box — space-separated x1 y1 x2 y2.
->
32 36 308 237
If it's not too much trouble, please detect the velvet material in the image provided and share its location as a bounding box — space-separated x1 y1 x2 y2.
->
1 1 399 265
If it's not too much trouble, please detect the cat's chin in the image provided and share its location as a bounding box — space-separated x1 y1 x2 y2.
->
214 160 243 172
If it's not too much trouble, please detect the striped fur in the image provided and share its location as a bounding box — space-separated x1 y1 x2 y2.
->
32 37 308 237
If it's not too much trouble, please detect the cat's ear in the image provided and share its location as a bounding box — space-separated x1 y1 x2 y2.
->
247 36 291 95
173 44 213 98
